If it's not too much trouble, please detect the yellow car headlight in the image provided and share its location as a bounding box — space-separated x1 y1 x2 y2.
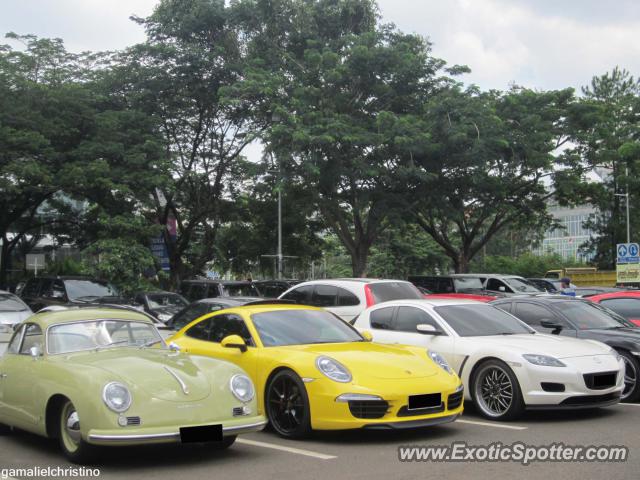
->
316 356 352 383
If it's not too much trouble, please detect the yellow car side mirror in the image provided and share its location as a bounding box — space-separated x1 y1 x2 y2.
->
360 331 373 342
221 335 248 353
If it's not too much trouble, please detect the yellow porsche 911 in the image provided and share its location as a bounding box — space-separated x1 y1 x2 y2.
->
169 304 463 438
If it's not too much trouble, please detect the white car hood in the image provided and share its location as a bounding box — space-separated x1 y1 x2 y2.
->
471 333 610 359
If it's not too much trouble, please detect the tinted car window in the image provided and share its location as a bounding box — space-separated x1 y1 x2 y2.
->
367 282 423 303
395 307 442 333
172 303 218 330
435 305 533 337
513 302 561 327
338 288 360 306
64 279 117 300
208 314 254 345
22 279 41 297
599 298 640 320
452 277 483 291
555 301 634 329
311 285 338 307
281 285 313 304
370 307 394 329
185 317 212 341
223 284 260 297
486 279 510 293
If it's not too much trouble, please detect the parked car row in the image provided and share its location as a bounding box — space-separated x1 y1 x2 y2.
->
2 275 640 466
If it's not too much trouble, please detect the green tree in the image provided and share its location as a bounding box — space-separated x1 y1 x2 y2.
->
251 0 452 276
403 86 576 272
569 68 640 268
115 0 275 285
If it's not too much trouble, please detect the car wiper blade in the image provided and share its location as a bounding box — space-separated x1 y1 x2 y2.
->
96 340 130 349
140 339 162 348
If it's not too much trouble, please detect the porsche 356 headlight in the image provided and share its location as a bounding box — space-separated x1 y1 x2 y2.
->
316 356 352 383
522 354 566 367
230 374 255 403
429 350 454 375
102 382 132 413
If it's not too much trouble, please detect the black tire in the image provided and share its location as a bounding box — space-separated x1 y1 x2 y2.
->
472 359 525 421
265 369 312 438
56 399 96 464
211 436 236 450
619 350 640 402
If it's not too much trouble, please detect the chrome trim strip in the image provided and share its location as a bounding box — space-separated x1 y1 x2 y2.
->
88 421 268 444
164 366 190 395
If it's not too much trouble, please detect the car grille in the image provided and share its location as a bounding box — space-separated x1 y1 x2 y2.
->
583 371 618 390
348 400 389 419
126 416 141 426
232 407 248 417
447 390 464 410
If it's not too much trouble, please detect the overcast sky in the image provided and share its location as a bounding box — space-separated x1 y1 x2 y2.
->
2 0 639 91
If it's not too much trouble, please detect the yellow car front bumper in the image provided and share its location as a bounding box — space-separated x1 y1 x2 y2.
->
306 377 464 430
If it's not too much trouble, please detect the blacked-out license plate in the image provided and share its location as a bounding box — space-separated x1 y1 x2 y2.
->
180 424 223 443
408 393 441 410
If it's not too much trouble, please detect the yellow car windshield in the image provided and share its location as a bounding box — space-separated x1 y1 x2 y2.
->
251 309 363 347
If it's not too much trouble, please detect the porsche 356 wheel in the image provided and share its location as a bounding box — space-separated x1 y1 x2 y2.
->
619 350 640 402
58 399 95 463
266 370 311 438
472 359 525 421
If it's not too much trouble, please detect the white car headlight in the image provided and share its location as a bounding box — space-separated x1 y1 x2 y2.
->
428 351 454 375
102 382 132 413
230 374 255 403
316 356 352 383
522 354 566 367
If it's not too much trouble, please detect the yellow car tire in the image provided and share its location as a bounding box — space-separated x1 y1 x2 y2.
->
266 370 312 439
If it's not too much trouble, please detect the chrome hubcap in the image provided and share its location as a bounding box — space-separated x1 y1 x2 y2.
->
65 409 81 444
476 366 513 416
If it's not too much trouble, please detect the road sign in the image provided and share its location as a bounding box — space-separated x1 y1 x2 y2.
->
617 243 640 264
150 235 170 272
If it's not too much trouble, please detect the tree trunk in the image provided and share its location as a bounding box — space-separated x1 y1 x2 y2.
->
0 237 9 290
350 247 369 278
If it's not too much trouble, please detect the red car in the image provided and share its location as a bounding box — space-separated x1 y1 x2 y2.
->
588 291 640 326
423 293 496 303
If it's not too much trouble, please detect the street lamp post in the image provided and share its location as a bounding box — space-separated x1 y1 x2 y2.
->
615 166 631 244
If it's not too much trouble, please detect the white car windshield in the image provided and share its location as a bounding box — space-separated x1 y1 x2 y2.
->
435 305 535 336
48 320 164 354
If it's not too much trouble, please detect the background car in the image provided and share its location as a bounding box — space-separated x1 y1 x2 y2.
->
575 286 628 297
169 304 464 438
587 291 640 326
252 280 300 298
180 279 261 301
133 291 189 322
0 290 32 353
492 296 640 401
168 297 263 331
0 308 266 462
353 299 624 420
408 275 487 294
527 278 560 293
279 279 424 321
19 276 119 312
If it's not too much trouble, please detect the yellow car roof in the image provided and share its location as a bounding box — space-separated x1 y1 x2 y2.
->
219 303 324 316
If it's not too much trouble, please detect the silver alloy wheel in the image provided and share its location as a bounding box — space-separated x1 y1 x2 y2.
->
65 408 81 443
475 365 514 417
621 355 638 400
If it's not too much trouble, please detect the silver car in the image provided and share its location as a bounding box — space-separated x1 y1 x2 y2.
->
0 291 33 352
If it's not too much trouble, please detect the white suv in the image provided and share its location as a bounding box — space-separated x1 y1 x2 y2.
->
278 279 424 322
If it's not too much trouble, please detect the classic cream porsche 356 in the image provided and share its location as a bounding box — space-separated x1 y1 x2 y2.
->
169 304 464 438
0 308 266 462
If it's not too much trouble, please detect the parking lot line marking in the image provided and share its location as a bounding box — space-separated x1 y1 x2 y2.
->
457 419 527 430
237 438 337 460
617 402 640 406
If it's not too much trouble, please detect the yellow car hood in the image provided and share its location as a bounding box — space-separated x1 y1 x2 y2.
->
282 342 441 380
64 349 212 402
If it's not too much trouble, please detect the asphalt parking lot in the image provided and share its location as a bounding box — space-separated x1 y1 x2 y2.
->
1 402 639 480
